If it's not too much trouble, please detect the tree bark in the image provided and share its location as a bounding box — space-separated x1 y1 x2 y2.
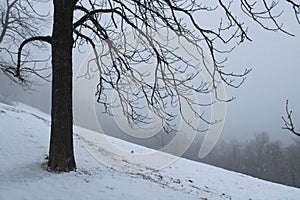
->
48 0 77 172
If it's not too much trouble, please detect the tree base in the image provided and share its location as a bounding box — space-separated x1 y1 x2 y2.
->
47 154 76 172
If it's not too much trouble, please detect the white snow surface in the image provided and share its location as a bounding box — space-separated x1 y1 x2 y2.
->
0 102 299 200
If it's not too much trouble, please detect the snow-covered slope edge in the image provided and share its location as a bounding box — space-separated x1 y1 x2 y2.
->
0 102 299 200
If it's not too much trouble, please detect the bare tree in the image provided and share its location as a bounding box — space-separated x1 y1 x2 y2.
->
2 0 299 172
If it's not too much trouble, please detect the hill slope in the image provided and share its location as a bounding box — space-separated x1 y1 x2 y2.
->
0 103 299 200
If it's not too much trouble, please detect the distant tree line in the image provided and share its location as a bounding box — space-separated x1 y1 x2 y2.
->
201 132 300 188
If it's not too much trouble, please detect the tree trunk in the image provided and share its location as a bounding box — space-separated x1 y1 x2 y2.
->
48 0 77 172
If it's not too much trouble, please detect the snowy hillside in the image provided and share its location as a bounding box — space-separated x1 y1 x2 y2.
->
0 103 299 200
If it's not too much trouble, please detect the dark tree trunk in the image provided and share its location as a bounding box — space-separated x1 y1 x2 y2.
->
48 0 77 172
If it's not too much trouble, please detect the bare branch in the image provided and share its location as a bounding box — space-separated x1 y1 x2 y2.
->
282 100 300 137
286 0 300 24
241 0 295 36
71 0 300 133
0 0 51 85
15 36 52 80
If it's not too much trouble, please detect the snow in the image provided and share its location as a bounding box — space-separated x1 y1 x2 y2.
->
0 102 299 200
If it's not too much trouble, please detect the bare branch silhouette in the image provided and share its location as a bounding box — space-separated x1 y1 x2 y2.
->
282 100 300 137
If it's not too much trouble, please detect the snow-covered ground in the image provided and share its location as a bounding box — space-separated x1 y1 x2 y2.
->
0 102 299 200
